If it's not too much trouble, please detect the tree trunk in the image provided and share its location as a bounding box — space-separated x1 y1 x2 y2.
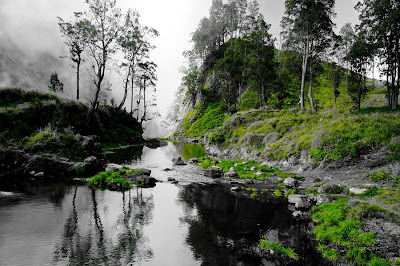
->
76 57 81 101
308 62 316 113
387 70 392 107
300 53 308 110
346 62 349 96
130 76 134 115
117 67 131 110
357 74 362 111
141 78 147 126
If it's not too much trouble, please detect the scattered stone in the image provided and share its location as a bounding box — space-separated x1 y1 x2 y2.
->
251 166 256 171
255 171 263 176
34 172 44 177
167 177 176 182
308 194 317 202
204 166 223 178
230 186 241 192
243 167 249 171
189 157 198 163
283 177 297 188
224 167 239 178
106 163 123 172
172 157 187 165
349 187 368 195
288 194 311 209
245 179 255 184
136 168 151 176
163 168 172 171
318 184 342 194
84 156 97 163
292 211 303 218
316 194 331 205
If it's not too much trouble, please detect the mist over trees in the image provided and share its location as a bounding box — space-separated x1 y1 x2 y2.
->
58 0 159 125
176 0 400 117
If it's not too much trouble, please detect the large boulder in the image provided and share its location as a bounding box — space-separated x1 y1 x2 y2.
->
283 177 297 188
106 163 123 172
204 166 223 178
136 168 151 176
288 194 312 209
172 157 187 165
349 187 368 195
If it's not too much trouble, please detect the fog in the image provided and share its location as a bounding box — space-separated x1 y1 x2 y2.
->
0 0 359 138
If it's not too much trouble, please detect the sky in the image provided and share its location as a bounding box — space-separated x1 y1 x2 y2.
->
0 0 360 117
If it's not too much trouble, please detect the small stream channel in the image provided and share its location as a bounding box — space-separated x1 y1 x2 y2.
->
0 143 321 265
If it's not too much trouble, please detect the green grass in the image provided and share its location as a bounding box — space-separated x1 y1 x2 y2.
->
87 166 137 191
260 236 299 260
312 198 392 265
198 157 297 180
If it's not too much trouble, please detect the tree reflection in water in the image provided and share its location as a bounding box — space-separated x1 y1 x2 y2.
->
178 183 297 265
53 186 154 265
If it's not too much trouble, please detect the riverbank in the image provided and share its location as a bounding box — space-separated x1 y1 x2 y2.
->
0 87 149 185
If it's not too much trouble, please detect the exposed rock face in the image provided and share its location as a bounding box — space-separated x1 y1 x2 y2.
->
172 157 187 165
204 166 223 178
242 133 265 146
283 177 297 188
288 194 312 209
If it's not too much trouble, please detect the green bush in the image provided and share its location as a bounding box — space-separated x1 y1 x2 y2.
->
260 236 298 260
208 132 226 145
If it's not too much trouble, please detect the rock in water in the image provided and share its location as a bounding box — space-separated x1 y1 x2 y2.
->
172 157 187 165
204 166 223 178
230 186 241 192
288 194 311 209
136 168 151 176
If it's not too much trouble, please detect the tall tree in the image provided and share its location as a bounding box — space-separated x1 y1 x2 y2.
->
136 61 158 126
84 0 122 125
339 23 355 95
116 9 158 111
58 12 89 100
347 31 372 111
281 0 335 112
356 0 400 109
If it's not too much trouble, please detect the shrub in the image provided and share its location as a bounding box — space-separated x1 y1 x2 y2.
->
208 132 226 145
260 236 298 260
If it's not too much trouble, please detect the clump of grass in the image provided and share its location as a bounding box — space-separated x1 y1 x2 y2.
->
87 171 132 191
274 189 283 197
285 189 297 197
366 170 400 185
260 236 299 260
312 198 388 264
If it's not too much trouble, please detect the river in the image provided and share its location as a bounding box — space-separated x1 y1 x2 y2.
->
0 142 319 265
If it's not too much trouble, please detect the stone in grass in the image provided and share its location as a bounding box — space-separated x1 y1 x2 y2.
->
316 194 331 205
224 167 239 178
283 177 297 188
172 157 187 165
204 166 223 178
189 157 199 163
349 187 368 195
251 166 257 171
288 194 311 209
318 184 343 194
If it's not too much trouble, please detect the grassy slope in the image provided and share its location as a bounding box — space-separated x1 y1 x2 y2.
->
174 63 400 167
0 87 144 161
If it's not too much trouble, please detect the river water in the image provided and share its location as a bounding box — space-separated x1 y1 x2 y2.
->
0 143 319 266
